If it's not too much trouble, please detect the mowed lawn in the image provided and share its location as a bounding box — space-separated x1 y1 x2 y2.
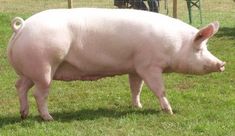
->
0 0 235 135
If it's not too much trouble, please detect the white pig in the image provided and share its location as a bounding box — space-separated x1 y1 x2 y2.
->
8 8 225 121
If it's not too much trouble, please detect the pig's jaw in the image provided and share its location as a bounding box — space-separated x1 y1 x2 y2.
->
203 61 226 73
169 62 223 75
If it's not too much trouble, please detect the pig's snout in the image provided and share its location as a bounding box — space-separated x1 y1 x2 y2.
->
203 61 225 73
217 61 226 72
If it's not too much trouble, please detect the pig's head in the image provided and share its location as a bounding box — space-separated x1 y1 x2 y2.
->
174 21 225 75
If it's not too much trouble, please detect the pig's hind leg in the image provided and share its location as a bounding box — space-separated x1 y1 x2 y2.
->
129 73 144 108
15 76 34 119
34 82 53 121
32 64 55 121
137 67 173 114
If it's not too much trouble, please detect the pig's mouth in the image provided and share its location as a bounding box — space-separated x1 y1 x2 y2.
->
218 62 226 72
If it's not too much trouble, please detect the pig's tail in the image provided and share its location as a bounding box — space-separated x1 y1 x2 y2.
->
11 17 24 33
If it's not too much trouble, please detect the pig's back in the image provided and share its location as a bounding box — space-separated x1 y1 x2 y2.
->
26 8 197 36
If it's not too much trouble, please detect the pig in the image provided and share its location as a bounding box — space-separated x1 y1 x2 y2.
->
7 8 225 121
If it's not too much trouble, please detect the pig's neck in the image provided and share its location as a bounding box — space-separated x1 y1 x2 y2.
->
165 43 190 74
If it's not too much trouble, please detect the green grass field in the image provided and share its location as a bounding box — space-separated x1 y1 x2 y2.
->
0 0 235 135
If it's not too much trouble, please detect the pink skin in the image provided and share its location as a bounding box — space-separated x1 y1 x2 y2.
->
129 73 144 108
8 8 225 121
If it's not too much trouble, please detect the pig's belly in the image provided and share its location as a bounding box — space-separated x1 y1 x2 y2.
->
53 61 133 81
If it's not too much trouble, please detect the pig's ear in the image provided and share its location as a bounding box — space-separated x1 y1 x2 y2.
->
194 21 219 42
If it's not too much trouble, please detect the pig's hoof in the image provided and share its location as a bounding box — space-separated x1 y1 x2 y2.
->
132 103 143 108
41 114 54 121
162 108 174 115
21 114 28 120
20 110 29 119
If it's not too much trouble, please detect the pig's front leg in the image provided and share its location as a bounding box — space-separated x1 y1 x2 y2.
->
129 73 144 108
15 77 34 119
138 67 173 114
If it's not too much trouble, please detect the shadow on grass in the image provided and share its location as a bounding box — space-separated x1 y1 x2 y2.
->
0 115 43 128
52 107 160 122
216 27 235 39
0 107 161 127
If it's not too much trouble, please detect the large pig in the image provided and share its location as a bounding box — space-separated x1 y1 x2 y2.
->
8 8 225 121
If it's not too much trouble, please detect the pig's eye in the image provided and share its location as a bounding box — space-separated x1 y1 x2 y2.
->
194 48 202 52
198 48 203 52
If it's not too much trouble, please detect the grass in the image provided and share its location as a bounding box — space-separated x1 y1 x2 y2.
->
0 0 235 135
